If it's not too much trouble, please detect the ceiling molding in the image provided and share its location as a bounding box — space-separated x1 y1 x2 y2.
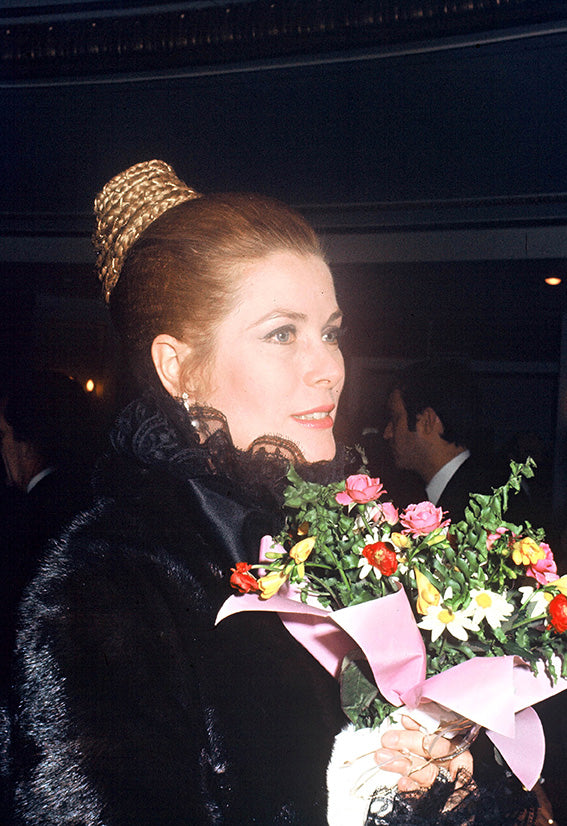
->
2 0 567 81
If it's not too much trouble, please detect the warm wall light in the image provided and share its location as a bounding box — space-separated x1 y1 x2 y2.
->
85 379 95 392
545 276 562 286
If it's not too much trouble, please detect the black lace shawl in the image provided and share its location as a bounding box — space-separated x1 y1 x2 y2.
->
105 388 357 508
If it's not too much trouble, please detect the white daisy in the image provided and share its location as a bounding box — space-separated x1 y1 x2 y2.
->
357 556 382 580
519 585 551 619
354 522 382 544
354 505 378 533
467 589 514 629
418 603 480 642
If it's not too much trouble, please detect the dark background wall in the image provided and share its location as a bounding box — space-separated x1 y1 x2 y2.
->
3 28 567 209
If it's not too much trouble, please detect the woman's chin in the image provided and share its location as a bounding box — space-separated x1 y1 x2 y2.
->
297 434 337 464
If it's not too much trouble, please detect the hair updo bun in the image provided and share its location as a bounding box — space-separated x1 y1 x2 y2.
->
93 159 201 302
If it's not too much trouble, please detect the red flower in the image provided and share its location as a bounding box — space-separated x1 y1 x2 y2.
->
362 542 398 576
230 562 259 594
548 594 567 634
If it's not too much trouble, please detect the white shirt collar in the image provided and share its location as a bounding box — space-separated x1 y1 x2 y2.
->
26 466 55 494
425 450 470 506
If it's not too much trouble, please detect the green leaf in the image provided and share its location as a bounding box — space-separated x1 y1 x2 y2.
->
339 652 380 726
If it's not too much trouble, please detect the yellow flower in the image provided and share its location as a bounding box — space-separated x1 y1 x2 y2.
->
390 532 411 549
289 536 316 564
553 576 567 596
258 570 289 599
512 537 546 567
415 569 441 615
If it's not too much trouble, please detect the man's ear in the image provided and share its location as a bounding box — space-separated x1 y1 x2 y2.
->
419 406 444 436
151 334 192 398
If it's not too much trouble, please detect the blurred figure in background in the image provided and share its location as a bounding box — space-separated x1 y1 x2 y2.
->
357 424 426 508
384 359 511 523
382 359 487 520
0 370 97 694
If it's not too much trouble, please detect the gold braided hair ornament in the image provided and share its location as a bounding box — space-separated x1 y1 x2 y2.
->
93 159 202 302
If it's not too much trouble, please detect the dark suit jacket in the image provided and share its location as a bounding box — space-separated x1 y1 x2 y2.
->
436 456 495 523
437 454 535 526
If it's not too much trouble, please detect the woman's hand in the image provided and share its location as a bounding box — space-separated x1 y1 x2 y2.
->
374 714 474 793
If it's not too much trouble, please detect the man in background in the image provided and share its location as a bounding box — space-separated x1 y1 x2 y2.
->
383 359 512 522
0 370 97 694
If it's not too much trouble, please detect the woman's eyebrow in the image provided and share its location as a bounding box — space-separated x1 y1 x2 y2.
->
248 308 343 330
327 310 343 324
248 310 307 329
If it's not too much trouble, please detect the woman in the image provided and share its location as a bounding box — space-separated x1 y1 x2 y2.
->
7 161 531 825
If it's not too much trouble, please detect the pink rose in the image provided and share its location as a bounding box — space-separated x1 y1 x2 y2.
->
486 526 511 551
374 502 399 526
526 542 559 585
400 501 450 537
335 474 385 505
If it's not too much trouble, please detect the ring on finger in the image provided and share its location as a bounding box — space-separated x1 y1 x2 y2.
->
437 767 452 782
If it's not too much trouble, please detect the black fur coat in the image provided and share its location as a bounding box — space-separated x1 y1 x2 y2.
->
8 393 348 825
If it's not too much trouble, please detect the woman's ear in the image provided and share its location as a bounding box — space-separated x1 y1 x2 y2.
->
151 334 192 398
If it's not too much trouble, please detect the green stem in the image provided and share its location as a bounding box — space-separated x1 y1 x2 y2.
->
304 573 345 609
321 540 353 596
511 612 546 630
334 556 353 594
359 508 377 537
304 562 336 571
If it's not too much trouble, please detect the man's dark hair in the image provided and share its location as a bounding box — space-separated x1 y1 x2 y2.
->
392 359 479 448
1 370 92 467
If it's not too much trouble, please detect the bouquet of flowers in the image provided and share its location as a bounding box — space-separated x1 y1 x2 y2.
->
217 458 567 815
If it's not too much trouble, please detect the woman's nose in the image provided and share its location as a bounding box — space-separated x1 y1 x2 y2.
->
304 344 344 389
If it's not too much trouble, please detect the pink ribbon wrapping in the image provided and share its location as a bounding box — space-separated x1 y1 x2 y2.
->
216 540 567 790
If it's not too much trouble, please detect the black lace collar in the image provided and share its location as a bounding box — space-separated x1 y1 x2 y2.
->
108 389 357 507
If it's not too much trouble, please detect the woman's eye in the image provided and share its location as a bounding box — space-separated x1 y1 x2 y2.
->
322 326 343 345
266 325 296 344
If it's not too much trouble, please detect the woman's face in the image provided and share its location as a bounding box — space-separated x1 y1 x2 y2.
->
195 251 345 462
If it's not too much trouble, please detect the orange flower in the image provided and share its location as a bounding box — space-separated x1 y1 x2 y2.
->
549 594 567 634
229 562 259 594
362 542 398 576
